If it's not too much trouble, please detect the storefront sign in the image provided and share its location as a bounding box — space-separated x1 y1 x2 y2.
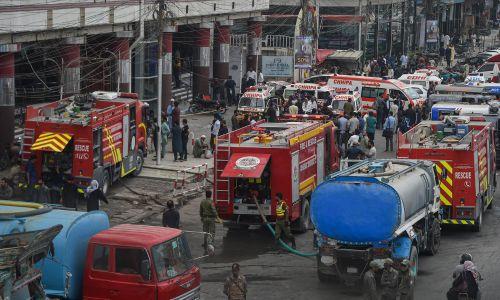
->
262 56 293 77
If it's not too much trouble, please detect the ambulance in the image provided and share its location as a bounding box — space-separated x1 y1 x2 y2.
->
328 92 362 117
414 68 440 77
326 74 424 112
237 85 278 115
283 83 332 105
398 73 442 90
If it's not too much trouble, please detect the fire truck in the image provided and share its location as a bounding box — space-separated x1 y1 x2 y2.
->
214 115 340 232
397 116 496 231
22 91 148 195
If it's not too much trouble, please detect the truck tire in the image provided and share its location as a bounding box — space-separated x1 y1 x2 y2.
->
295 199 311 234
132 149 144 176
317 269 334 283
473 208 483 232
409 245 418 281
425 219 441 255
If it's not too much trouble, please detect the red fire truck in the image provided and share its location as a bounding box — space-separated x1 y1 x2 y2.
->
214 115 340 232
22 91 148 194
397 116 496 231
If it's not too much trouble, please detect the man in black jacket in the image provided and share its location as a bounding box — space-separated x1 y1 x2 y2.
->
162 200 180 228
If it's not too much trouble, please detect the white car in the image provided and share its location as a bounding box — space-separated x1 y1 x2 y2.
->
407 84 428 99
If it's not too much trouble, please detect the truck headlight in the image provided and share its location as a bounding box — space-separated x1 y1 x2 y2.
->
320 256 336 266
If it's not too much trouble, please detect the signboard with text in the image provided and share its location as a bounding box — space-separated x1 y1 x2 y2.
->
294 36 313 69
262 56 293 77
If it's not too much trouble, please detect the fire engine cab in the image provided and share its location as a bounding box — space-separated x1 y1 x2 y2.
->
214 115 340 232
397 116 496 231
22 91 148 195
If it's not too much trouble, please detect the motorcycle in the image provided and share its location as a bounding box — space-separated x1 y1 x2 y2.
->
187 95 227 114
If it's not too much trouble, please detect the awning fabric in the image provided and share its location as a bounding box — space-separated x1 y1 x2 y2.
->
221 153 271 178
31 132 72 152
317 49 335 64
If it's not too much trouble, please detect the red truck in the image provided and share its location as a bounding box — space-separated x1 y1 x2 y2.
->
83 224 201 300
22 91 148 194
214 115 340 232
397 116 496 231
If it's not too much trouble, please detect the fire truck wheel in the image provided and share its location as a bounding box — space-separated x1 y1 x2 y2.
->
473 208 483 232
317 269 335 283
295 199 311 234
425 218 441 256
102 172 110 196
132 149 144 176
409 245 419 282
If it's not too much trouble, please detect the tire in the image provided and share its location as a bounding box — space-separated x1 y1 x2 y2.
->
473 208 483 232
101 171 111 196
409 245 418 281
425 218 441 255
487 198 494 209
132 149 144 176
317 269 334 283
295 199 311 234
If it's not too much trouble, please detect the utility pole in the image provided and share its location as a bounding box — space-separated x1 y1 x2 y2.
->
358 0 362 51
388 1 393 56
374 1 379 58
412 0 417 51
156 0 165 165
401 0 406 55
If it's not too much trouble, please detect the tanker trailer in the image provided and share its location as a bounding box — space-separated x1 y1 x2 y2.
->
311 160 441 290
0 201 110 299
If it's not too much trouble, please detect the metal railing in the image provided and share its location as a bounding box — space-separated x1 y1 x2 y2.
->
230 34 248 47
173 163 208 202
263 35 295 49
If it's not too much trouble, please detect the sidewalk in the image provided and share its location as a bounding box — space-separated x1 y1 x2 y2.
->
140 151 213 182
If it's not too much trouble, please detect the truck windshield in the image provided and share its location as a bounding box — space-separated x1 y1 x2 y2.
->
239 97 264 108
152 234 193 281
330 100 346 110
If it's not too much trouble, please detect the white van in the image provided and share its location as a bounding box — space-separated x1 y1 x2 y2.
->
398 73 442 90
473 62 500 82
328 92 362 116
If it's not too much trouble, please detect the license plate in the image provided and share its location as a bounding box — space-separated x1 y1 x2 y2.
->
346 267 358 274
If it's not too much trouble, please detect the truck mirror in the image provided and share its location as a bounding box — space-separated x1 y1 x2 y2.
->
441 168 447 180
140 259 151 281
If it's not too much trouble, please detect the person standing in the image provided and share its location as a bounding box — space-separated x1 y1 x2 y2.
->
171 121 182 161
225 76 237 106
219 120 229 136
200 190 218 253
231 110 239 131
363 261 380 300
161 116 170 159
398 260 412 300
181 119 190 161
274 192 296 249
172 101 181 126
257 71 264 84
445 46 452 68
347 113 359 137
366 111 377 142
375 95 385 129
166 99 175 129
267 104 277 122
338 114 348 150
288 102 299 114
210 114 221 150
343 98 354 117
85 180 108 212
0 178 13 199
380 258 399 300
224 263 248 300
162 200 180 228
383 111 396 152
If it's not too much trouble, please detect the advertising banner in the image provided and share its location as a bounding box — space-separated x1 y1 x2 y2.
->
262 56 293 77
294 36 314 69
426 20 439 43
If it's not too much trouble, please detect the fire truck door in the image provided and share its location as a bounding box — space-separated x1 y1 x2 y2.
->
121 106 137 176
316 140 325 184
291 152 300 203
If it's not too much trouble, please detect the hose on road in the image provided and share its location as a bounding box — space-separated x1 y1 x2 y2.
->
252 197 317 257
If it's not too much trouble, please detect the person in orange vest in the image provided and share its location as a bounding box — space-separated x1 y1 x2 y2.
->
275 192 296 249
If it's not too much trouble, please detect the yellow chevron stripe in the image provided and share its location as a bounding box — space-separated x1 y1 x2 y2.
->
104 127 117 163
436 166 453 186
442 219 475 225
31 132 72 152
440 194 452 206
451 219 459 224
440 182 453 198
32 143 60 152
441 161 453 174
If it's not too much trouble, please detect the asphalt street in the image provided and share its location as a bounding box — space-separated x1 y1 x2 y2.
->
111 106 500 299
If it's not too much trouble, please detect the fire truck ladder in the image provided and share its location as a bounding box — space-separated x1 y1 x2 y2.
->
215 133 231 203
21 128 35 162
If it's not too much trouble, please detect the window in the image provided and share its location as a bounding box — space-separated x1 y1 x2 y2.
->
115 248 149 275
92 245 109 271
361 87 385 98
318 91 330 100
152 234 194 281
239 97 264 108
478 63 495 72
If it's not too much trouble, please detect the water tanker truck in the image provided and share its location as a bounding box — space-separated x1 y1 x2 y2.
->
0 201 202 300
311 160 441 291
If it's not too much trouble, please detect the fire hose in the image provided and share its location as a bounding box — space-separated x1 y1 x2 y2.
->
252 197 317 257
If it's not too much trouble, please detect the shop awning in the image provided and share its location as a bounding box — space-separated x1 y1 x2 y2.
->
31 132 72 152
221 153 271 178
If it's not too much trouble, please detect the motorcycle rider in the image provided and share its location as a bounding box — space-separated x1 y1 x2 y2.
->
447 253 482 300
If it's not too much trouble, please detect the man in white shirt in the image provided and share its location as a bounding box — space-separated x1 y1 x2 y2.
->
366 140 377 158
257 71 264 84
210 115 221 150
347 134 360 148
246 68 257 82
400 54 408 69
348 114 359 135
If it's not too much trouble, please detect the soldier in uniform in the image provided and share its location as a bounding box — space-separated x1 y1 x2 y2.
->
199 190 218 253
223 263 248 300
363 260 380 300
398 259 413 300
380 258 399 300
274 192 296 249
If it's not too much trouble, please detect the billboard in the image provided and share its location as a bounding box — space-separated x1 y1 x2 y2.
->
294 36 314 69
262 56 293 77
426 20 439 43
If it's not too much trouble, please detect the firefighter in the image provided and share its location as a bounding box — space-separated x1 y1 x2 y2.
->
223 263 248 300
200 190 219 253
398 259 412 300
274 192 296 249
380 258 399 300
363 260 380 300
